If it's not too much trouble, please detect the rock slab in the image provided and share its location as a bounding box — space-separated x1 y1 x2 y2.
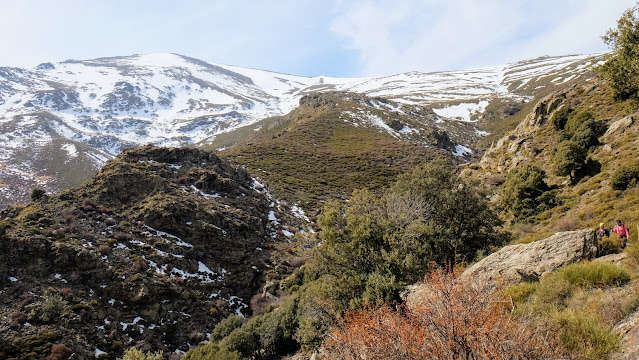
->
460 229 597 288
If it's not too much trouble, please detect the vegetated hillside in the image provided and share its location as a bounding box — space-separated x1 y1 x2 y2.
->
216 92 460 210
0 52 602 208
0 145 303 359
467 77 639 242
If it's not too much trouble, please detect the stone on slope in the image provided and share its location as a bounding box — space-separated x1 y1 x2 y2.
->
613 310 639 360
460 228 597 288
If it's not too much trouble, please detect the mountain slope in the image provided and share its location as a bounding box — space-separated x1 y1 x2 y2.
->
0 53 604 207
218 92 457 210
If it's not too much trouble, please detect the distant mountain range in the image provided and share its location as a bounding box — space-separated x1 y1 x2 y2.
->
0 52 604 207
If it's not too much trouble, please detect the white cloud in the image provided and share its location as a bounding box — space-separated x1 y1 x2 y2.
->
330 0 637 76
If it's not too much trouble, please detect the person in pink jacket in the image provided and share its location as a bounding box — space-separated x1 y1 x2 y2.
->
612 219 630 248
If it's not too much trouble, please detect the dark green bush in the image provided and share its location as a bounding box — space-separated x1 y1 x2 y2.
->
599 4 639 100
552 107 573 130
552 140 587 183
501 163 559 221
210 315 245 343
611 165 639 190
565 112 598 149
30 188 46 201
183 343 242 360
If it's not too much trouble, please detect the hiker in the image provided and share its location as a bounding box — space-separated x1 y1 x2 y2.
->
598 223 610 239
612 219 630 248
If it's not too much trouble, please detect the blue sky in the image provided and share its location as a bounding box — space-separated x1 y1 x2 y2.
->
0 0 636 77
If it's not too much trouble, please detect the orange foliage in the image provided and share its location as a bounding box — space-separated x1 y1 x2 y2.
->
320 268 568 360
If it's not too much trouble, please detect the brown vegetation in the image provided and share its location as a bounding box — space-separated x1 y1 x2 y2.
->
320 268 567 360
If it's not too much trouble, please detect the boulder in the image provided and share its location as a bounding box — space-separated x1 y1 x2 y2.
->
613 310 639 360
603 115 634 139
460 229 597 288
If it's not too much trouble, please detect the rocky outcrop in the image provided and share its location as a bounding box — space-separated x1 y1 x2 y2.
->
460 229 597 288
613 310 639 360
602 114 635 140
0 145 298 359
478 91 567 172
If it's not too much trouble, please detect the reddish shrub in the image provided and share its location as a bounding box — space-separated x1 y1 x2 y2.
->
98 244 110 255
98 206 112 214
320 268 567 360
554 216 580 232
59 287 73 300
81 197 96 210
133 260 148 272
46 344 72 360
104 218 116 226
19 293 34 307
115 232 133 241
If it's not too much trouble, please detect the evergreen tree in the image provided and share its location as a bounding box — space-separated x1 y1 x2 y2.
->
599 3 639 100
552 140 587 184
501 163 559 221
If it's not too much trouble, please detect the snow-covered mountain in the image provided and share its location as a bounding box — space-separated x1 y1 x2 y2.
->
0 52 604 206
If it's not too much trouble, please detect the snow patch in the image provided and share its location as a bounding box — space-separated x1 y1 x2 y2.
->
432 101 489 122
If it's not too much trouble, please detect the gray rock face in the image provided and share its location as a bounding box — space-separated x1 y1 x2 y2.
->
613 310 639 360
460 229 597 288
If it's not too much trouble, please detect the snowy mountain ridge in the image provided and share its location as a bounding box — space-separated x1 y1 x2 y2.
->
0 52 604 206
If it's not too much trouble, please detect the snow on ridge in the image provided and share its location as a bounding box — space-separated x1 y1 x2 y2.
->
0 52 606 174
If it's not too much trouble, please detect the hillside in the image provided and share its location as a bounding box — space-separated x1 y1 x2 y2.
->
0 145 304 359
466 78 639 243
216 91 465 209
0 53 603 207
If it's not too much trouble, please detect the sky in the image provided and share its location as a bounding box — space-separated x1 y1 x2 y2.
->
0 0 636 77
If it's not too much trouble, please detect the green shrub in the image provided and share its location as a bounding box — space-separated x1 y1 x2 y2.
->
552 107 573 130
30 188 46 201
210 315 246 342
552 140 587 183
556 261 630 288
502 282 539 305
39 295 66 322
501 163 559 221
220 316 264 358
118 348 163 360
599 236 624 255
611 164 639 190
625 242 639 263
551 309 620 360
183 343 242 360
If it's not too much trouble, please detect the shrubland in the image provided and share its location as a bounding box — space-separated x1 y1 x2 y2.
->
185 161 506 358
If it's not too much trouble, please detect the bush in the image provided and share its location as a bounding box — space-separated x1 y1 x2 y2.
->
611 164 639 190
39 295 66 322
183 343 241 360
555 261 630 288
210 315 246 342
502 282 539 305
564 112 598 149
320 268 567 360
552 106 573 130
45 344 72 360
30 188 46 201
550 310 620 360
552 140 587 183
501 163 559 221
220 316 264 358
308 161 505 308
117 349 163 360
